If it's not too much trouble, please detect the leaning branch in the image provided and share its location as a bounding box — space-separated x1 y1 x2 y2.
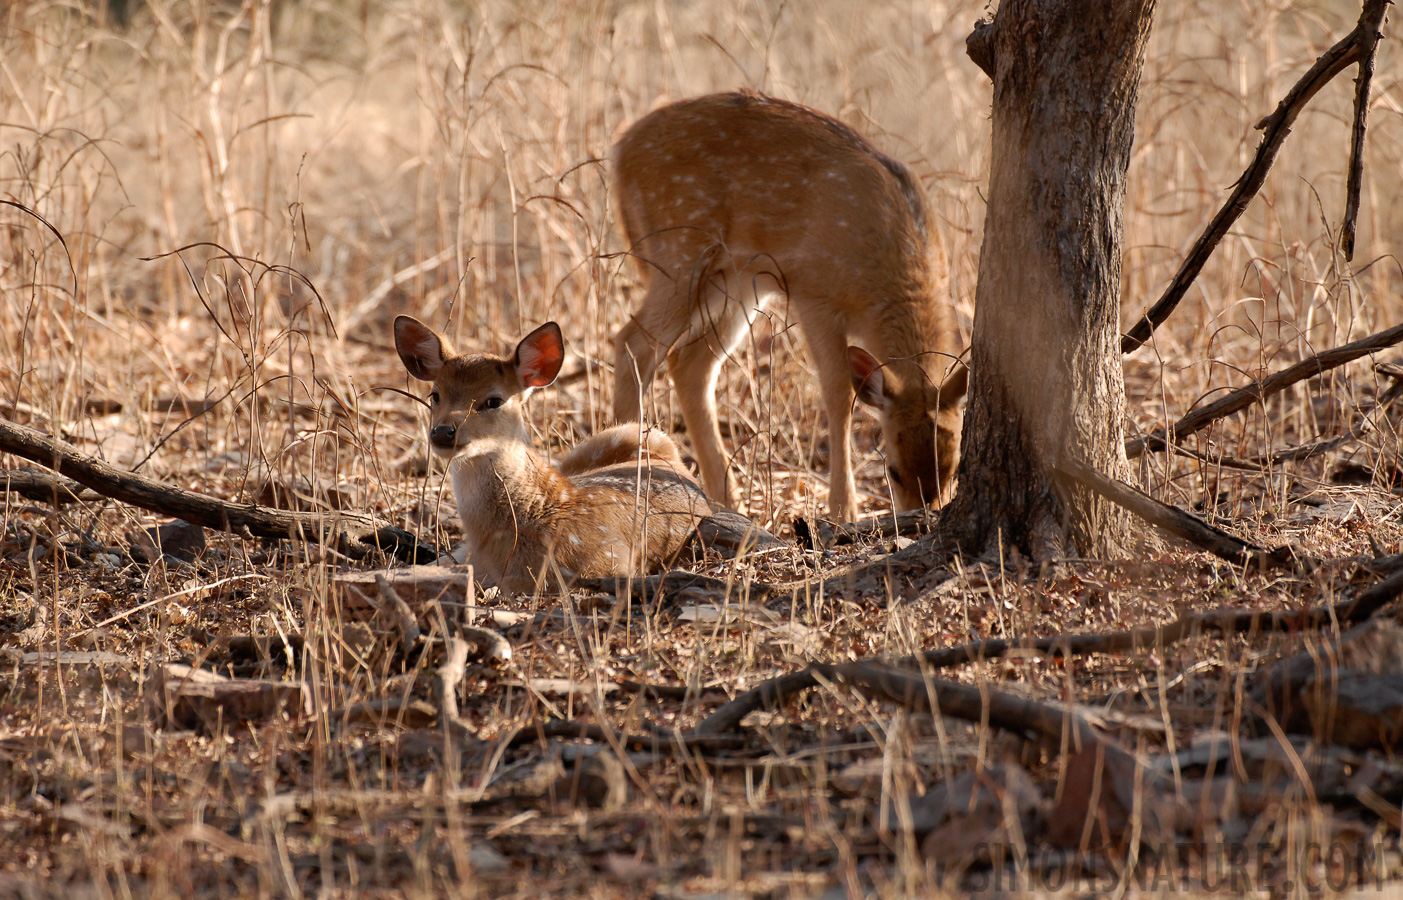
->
1056 457 1297 570
1341 0 1391 260
0 417 435 562
1241 372 1403 466
1126 320 1403 458
1121 6 1376 353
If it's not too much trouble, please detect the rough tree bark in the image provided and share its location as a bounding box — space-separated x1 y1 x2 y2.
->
949 0 1156 559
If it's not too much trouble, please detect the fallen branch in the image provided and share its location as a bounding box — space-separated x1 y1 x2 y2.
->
695 670 825 735
152 663 312 731
819 662 1177 843
507 717 746 754
571 569 773 605
1127 320 1403 458
801 507 942 548
1332 564 1403 623
0 417 435 562
696 558 1403 735
1 468 101 505
1122 0 1384 352
915 568 1403 673
615 679 694 701
693 509 786 557
1056 457 1297 570
1242 374 1403 466
1139 371 1403 472
819 661 1102 748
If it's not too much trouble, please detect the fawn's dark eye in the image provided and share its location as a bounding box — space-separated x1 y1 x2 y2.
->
478 396 503 411
428 391 440 405
886 465 904 487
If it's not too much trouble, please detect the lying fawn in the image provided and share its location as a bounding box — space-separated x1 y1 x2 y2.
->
394 316 710 593
612 91 967 523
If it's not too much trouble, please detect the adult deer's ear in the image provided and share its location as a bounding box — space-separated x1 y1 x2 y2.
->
395 316 450 382
514 322 566 388
848 346 888 410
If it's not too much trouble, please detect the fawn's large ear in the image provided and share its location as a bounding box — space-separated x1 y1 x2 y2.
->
848 346 888 410
395 316 450 382
514 322 565 389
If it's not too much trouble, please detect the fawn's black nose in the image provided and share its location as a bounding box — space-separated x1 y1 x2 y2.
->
430 424 457 448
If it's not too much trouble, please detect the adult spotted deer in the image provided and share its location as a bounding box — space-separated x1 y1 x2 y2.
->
611 91 966 522
395 316 709 593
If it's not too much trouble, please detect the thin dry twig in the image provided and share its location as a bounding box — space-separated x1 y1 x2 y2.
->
1122 1 1383 352
1127 320 1403 458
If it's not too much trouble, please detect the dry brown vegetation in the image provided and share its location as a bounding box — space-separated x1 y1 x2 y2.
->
3 0 1403 896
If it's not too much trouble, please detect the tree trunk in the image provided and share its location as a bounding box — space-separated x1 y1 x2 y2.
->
949 0 1156 560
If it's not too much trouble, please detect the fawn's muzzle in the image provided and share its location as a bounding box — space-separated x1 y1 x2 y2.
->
430 424 457 448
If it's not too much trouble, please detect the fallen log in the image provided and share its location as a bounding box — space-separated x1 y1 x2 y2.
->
0 417 435 562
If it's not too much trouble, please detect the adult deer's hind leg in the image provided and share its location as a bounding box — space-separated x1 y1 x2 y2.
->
665 282 757 510
614 277 691 425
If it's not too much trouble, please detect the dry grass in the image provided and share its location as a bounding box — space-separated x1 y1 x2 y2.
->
2 0 1403 896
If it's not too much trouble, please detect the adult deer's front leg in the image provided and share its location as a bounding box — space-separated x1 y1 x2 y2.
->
667 338 734 510
812 332 859 523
